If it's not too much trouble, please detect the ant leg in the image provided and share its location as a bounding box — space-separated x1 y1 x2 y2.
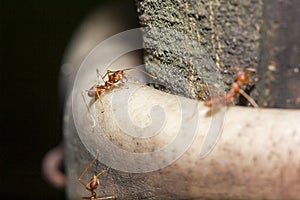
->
113 82 129 90
238 89 259 108
96 69 111 84
97 68 111 81
95 69 106 86
81 90 96 127
244 67 257 73
81 197 115 200
92 167 117 200
122 75 128 83
122 67 157 79
95 90 105 113
95 166 110 179
81 90 91 113
95 196 117 200
78 150 100 187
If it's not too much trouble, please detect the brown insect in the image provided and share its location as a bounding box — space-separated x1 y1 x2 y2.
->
83 67 156 113
204 67 259 108
78 150 117 200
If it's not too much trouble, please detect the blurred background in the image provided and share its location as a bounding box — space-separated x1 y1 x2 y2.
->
0 0 136 199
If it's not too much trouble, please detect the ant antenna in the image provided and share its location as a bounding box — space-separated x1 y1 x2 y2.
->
122 67 157 79
102 67 157 79
81 90 96 127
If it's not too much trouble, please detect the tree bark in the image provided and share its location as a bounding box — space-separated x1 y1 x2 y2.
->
257 0 300 108
137 0 263 102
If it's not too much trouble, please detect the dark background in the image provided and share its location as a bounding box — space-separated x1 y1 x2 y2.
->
0 0 110 199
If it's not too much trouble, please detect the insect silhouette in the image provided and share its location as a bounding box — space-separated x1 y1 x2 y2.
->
82 67 156 114
78 150 117 200
204 67 259 108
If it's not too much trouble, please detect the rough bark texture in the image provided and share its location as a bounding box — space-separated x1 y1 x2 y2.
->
136 0 300 108
136 0 263 101
257 0 300 108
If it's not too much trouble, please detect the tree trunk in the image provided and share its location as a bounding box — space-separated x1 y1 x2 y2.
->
137 0 300 108
137 0 263 102
257 0 300 108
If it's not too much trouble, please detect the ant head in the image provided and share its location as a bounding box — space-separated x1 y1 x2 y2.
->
112 70 124 77
236 71 246 82
236 68 256 83
231 82 240 92
114 70 126 81
118 70 125 75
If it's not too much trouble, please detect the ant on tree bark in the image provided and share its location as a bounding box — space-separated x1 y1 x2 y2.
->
204 67 259 108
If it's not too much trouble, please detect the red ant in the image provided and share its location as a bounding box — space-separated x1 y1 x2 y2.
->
204 67 259 108
82 67 156 114
78 150 117 200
